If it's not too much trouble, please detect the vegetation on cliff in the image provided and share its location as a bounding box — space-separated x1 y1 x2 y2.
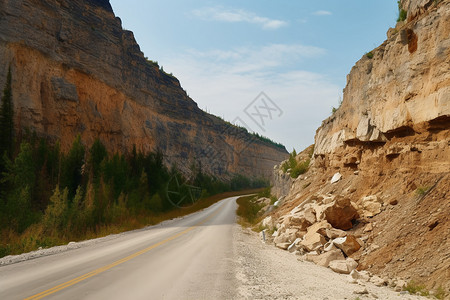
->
0 67 13 167
281 148 312 179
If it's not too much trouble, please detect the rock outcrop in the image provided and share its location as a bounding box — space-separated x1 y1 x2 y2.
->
267 0 449 295
0 0 288 178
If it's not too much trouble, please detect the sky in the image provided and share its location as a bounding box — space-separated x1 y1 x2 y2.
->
109 0 399 152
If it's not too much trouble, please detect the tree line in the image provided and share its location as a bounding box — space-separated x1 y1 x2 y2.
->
0 68 267 257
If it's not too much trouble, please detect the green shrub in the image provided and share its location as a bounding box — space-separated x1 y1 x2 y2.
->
434 286 446 299
291 159 310 178
281 149 310 178
397 1 407 22
416 186 430 196
236 195 264 225
366 51 374 59
404 281 429 296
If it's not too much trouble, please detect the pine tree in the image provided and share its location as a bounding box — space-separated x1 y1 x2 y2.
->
0 67 14 160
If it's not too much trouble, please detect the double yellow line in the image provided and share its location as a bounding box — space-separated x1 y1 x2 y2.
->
25 204 224 300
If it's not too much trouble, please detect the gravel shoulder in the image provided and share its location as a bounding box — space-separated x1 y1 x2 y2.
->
234 225 426 300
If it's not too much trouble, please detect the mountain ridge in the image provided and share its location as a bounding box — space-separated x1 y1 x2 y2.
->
0 0 288 178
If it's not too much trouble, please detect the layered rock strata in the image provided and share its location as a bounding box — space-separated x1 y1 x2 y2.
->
0 0 288 178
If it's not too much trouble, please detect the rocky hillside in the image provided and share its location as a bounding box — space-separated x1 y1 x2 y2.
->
269 0 449 296
0 0 288 178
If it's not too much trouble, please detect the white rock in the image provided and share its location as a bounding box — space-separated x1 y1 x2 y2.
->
287 238 302 253
324 241 338 252
370 275 386 287
331 172 342 184
262 216 273 228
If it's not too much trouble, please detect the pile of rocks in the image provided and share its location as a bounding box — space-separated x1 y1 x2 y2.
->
259 176 390 278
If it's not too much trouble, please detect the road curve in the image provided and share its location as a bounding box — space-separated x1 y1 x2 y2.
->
0 197 239 300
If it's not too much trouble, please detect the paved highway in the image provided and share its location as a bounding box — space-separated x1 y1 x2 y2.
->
0 197 239 300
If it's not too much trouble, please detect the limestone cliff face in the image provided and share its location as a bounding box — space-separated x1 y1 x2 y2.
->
271 0 449 292
0 0 288 178
314 0 449 156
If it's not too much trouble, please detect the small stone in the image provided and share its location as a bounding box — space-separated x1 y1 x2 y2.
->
353 287 369 295
363 223 373 232
329 260 350 274
370 275 386 287
346 257 359 272
350 270 371 282
331 172 342 184
395 280 407 291
389 199 398 205
275 242 291 250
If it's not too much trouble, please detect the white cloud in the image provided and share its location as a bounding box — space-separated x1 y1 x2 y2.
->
161 44 340 151
313 10 332 16
192 7 288 30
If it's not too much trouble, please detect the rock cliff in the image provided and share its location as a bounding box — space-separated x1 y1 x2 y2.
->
0 0 288 178
269 0 449 295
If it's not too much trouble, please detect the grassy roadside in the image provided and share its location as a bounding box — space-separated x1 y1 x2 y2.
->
0 188 265 258
236 187 276 229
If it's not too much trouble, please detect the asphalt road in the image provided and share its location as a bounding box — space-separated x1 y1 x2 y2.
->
0 197 239 300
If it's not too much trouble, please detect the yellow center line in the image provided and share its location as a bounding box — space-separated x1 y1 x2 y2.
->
24 203 225 300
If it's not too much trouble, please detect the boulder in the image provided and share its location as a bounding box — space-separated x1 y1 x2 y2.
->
333 235 362 256
326 228 347 239
345 257 359 272
307 220 332 235
329 260 351 274
350 270 370 282
274 233 289 245
300 232 326 252
290 215 312 231
303 208 317 224
282 215 293 227
324 198 359 230
312 203 327 221
370 275 386 287
276 242 291 250
306 249 345 267
285 228 299 242
361 195 383 217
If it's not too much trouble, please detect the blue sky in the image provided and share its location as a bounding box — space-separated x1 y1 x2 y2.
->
109 0 399 152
